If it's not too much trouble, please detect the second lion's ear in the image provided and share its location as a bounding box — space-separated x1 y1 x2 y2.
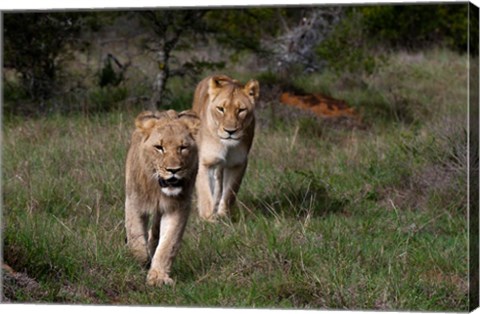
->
244 79 260 102
208 75 230 100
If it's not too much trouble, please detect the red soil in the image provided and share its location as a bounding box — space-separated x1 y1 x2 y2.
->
280 92 357 119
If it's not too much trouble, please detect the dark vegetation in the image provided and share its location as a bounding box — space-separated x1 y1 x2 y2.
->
3 4 473 116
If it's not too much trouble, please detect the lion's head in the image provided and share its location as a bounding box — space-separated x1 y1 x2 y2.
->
206 75 259 146
134 110 200 197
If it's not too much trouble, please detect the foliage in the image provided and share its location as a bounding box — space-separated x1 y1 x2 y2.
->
137 7 310 108
2 4 474 117
204 7 342 74
3 12 85 103
136 9 220 109
360 4 470 53
98 57 125 88
88 86 129 112
204 8 284 55
268 7 343 74
316 4 471 78
470 3 479 55
96 51 134 91
316 9 380 76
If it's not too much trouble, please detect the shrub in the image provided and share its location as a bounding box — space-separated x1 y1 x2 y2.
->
316 9 381 76
3 12 85 103
88 86 129 112
360 4 470 53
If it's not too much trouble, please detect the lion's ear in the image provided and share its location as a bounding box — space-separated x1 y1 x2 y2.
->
134 110 173 134
135 111 159 132
178 110 201 138
208 75 230 99
244 79 260 102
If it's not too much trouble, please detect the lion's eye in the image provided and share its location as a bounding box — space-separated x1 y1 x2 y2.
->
180 145 188 152
154 145 164 153
238 108 246 113
217 107 224 113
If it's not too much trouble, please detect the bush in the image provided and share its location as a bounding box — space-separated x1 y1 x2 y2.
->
3 12 85 103
316 9 381 76
88 86 129 112
98 58 124 88
360 4 470 53
316 4 471 78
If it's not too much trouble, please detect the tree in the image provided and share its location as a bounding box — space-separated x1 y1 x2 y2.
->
137 9 219 109
139 8 316 109
4 12 84 105
205 7 342 75
204 8 283 56
266 7 343 75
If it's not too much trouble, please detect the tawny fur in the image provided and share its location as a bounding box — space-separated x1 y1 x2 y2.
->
125 109 200 286
192 75 259 220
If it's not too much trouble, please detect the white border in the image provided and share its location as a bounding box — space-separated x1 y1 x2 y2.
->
0 304 430 314
0 0 475 11
1 1 478 314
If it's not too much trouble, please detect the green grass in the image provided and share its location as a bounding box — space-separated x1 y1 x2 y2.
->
2 49 470 310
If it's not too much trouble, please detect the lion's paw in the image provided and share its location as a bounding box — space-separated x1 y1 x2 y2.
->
216 203 229 218
146 269 174 287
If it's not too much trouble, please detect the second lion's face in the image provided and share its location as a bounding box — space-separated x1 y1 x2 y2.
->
207 77 259 146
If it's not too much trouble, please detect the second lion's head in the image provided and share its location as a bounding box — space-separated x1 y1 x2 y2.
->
206 75 259 145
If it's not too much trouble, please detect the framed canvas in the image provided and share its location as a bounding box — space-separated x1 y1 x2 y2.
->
1 1 478 312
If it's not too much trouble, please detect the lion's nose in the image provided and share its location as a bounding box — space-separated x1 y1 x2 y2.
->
166 167 181 174
224 128 237 135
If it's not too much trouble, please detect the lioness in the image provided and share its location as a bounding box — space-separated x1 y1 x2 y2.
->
192 75 259 220
125 109 200 286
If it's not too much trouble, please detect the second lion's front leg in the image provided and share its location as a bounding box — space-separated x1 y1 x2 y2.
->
147 208 190 286
197 162 224 221
211 165 224 215
217 163 247 217
196 162 215 220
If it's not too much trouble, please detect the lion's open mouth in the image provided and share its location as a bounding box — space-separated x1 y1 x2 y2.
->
158 177 183 188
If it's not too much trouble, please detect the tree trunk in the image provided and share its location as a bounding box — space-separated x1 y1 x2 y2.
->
150 50 169 110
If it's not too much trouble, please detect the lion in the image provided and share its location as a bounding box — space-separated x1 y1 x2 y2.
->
125 109 200 286
192 75 260 220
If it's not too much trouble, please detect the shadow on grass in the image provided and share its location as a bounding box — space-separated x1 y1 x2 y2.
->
242 170 349 219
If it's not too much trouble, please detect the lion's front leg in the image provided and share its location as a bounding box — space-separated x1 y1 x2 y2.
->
211 165 224 215
217 163 247 217
125 197 149 265
147 208 190 286
147 210 161 259
196 162 218 220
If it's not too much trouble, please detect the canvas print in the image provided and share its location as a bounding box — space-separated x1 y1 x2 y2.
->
1 2 479 311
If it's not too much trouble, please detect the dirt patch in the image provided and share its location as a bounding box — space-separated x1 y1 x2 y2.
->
2 263 102 303
280 91 358 119
2 263 45 302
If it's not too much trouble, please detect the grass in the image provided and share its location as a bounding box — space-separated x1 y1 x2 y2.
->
2 48 470 310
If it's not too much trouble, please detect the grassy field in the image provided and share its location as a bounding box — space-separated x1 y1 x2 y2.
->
2 49 470 310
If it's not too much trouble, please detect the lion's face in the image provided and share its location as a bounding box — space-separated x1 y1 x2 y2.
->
207 76 259 146
136 110 200 197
